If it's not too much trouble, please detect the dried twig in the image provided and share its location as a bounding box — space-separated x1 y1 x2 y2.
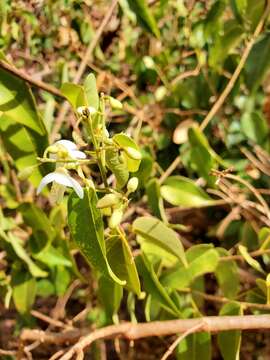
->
0 59 64 98
199 1 270 131
20 315 270 360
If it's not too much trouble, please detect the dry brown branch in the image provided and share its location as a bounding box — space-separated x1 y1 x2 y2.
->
19 315 270 360
50 0 119 142
199 1 270 131
0 59 64 98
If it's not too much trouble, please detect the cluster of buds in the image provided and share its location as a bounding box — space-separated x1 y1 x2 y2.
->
97 177 138 228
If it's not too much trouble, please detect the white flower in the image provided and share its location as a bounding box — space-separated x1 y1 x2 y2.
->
37 168 84 199
54 140 86 159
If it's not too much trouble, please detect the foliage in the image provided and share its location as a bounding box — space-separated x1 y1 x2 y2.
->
1 0 270 358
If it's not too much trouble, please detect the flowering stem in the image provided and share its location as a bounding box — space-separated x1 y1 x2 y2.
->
86 114 109 188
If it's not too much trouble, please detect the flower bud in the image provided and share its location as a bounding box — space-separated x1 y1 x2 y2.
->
109 207 123 229
47 145 59 154
96 193 121 209
77 106 97 117
127 177 138 193
143 56 155 69
108 96 123 110
17 165 36 181
124 147 142 160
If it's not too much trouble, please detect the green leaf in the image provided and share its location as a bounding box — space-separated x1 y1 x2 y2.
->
209 20 243 69
245 33 270 91
98 275 123 321
84 73 99 110
8 233 48 278
68 188 125 285
105 148 129 189
215 248 240 299
146 178 166 219
161 176 213 207
61 83 86 109
19 203 55 253
12 271 36 314
133 216 187 266
161 246 219 290
106 232 141 296
136 254 180 316
230 0 247 23
177 331 211 360
113 133 142 172
0 114 48 186
240 111 268 144
33 246 72 268
0 62 47 135
127 0 160 38
217 302 242 360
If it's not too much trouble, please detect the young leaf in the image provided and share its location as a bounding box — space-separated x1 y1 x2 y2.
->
68 188 125 285
106 233 141 296
133 216 187 266
160 176 214 207
84 73 99 110
105 148 129 189
113 133 142 172
61 83 86 110
217 302 242 360
238 245 265 274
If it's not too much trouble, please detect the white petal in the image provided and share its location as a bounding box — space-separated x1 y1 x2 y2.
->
55 140 77 151
53 170 84 198
68 177 84 198
70 150 86 159
37 172 60 194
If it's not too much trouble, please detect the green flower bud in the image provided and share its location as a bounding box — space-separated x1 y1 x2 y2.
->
47 145 59 154
108 96 123 110
17 165 37 181
127 177 138 193
143 56 155 69
109 207 123 229
97 193 121 209
124 147 142 160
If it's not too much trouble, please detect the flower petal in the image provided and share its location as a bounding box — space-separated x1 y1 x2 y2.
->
37 171 60 194
70 150 86 159
56 140 77 151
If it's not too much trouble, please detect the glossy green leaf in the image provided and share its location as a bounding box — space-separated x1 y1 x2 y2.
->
68 188 125 285
133 216 187 266
217 302 242 360
215 248 240 299
161 176 213 207
33 245 72 268
106 233 141 296
161 246 219 290
127 0 160 38
12 271 36 314
230 0 247 23
113 133 142 172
